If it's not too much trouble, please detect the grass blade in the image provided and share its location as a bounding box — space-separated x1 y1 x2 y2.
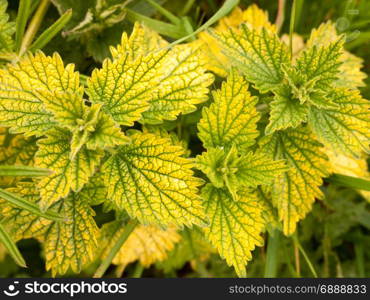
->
0 165 52 177
168 0 239 46
15 0 32 52
94 220 138 278
0 223 27 268
0 188 64 221
29 8 72 52
326 174 370 191
264 230 280 277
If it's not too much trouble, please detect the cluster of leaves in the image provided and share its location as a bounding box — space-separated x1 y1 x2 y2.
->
0 0 369 277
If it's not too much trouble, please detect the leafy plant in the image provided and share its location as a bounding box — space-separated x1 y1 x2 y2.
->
0 0 369 278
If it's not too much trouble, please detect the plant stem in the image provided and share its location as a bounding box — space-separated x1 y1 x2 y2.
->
144 0 180 25
182 0 196 16
264 230 280 277
132 263 144 278
355 243 365 277
293 238 301 277
275 0 286 33
93 220 138 278
19 0 50 56
293 233 318 277
289 0 297 59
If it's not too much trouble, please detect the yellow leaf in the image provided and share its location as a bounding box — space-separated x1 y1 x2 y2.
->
102 131 206 227
202 184 264 277
198 69 259 152
0 52 81 136
101 221 180 267
36 127 102 210
195 5 276 77
88 23 213 125
260 127 330 235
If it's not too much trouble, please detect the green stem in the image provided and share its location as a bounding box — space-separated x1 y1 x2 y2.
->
19 0 50 56
144 0 180 25
0 223 27 268
181 0 196 16
132 263 144 278
93 220 138 278
293 233 318 278
355 243 365 277
264 230 280 277
289 0 297 59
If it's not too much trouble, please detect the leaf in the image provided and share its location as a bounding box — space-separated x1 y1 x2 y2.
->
0 128 37 167
102 131 206 227
214 24 289 92
0 223 26 267
0 182 54 241
38 90 85 131
78 171 107 206
111 22 168 61
101 221 180 267
140 44 214 124
325 148 370 201
266 85 308 134
156 227 214 272
35 127 102 210
44 192 99 276
196 146 287 201
88 23 213 126
0 52 81 136
85 110 129 150
308 88 370 157
0 181 100 275
294 38 343 91
260 127 330 235
202 184 264 277
0 0 15 54
306 21 366 89
195 5 276 77
198 70 259 152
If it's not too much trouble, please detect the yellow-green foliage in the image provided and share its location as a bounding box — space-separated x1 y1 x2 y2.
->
0 2 369 278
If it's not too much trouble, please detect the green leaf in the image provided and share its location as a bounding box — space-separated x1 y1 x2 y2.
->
0 181 100 275
294 37 343 90
306 21 366 89
214 25 289 93
156 227 214 273
198 69 260 152
0 52 81 136
44 192 99 276
260 127 330 235
266 85 308 134
0 0 15 54
197 145 287 200
29 8 72 52
35 127 102 210
202 184 264 277
308 88 370 157
102 131 206 227
0 223 26 267
88 23 213 126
